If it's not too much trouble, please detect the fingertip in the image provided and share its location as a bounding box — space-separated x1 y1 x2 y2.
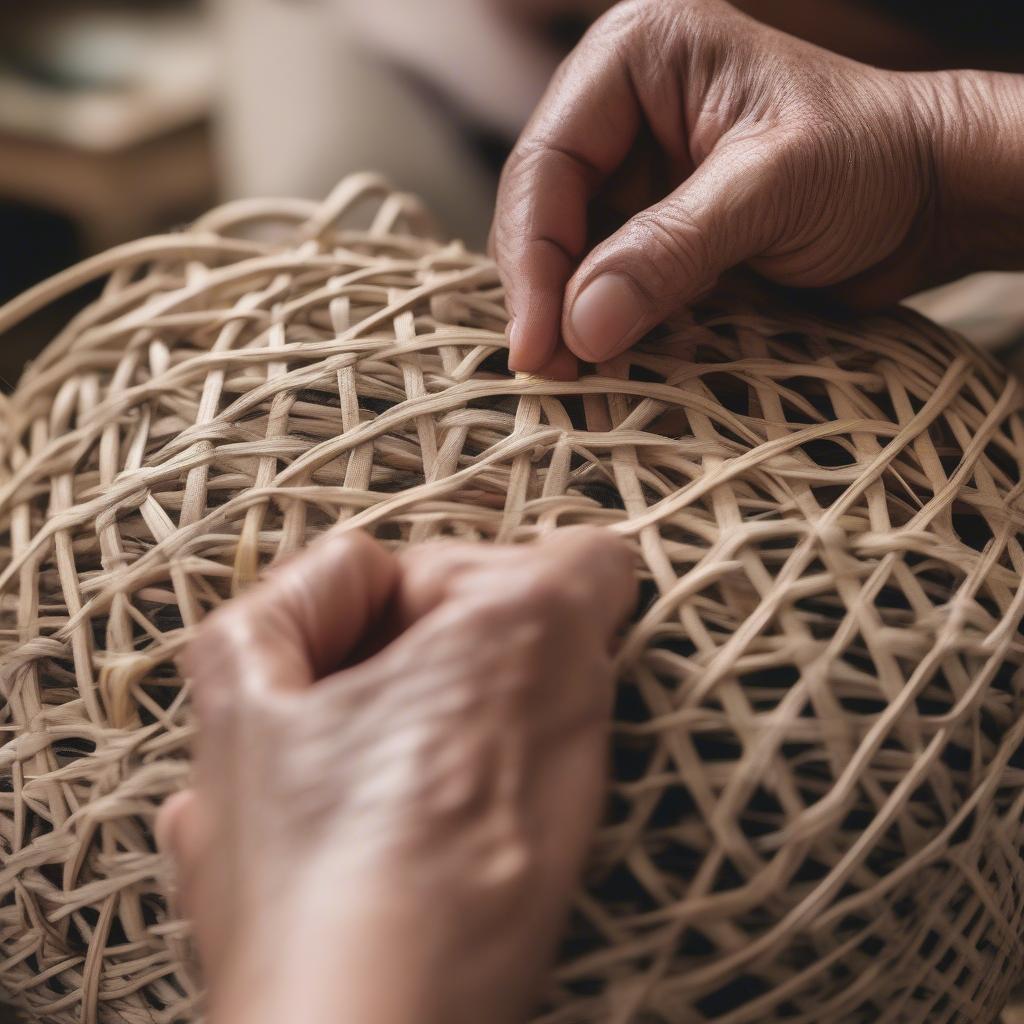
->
517 343 579 382
506 297 562 373
311 528 399 596
506 317 528 372
496 166 586 371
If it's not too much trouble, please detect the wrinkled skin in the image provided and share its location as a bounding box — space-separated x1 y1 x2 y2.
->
157 4 1024 1020
492 0 1024 377
158 528 635 1024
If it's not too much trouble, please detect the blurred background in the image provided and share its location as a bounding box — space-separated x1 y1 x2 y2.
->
0 3 1023 1023
1 0 1023 391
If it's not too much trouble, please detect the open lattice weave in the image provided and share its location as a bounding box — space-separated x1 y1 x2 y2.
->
3 175 1024 1024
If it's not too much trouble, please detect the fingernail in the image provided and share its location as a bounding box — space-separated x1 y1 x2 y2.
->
506 317 525 371
507 319 552 374
568 274 646 361
507 316 531 373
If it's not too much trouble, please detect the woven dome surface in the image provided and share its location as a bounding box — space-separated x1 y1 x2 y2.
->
3 175 1024 1024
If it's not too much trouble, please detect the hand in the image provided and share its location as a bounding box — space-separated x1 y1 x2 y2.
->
492 0 1024 375
157 528 635 1024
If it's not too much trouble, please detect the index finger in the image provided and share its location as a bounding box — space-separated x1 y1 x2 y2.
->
492 13 641 372
390 529 636 646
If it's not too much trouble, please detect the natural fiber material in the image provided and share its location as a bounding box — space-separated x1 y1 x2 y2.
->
3 174 1024 1024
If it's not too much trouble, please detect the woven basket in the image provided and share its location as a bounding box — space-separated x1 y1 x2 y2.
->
3 175 1024 1024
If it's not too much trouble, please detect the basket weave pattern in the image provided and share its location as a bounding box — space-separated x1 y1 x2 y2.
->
2 176 1024 1023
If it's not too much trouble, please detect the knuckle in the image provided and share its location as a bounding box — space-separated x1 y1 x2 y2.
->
597 0 709 43
397 541 442 579
595 0 665 34
501 568 592 626
754 124 843 206
516 573 567 616
561 525 629 564
587 0 660 70
499 134 563 202
570 529 636 588
767 123 824 165
401 540 479 587
573 0 660 76
327 529 379 565
622 210 709 298
592 0 646 34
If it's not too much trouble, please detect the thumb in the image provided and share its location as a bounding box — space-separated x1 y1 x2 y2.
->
562 134 781 361
185 530 399 711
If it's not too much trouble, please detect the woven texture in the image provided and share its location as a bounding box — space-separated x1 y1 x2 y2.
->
3 175 1024 1024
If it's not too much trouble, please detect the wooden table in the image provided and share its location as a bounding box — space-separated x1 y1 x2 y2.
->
0 121 214 253
0 121 215 389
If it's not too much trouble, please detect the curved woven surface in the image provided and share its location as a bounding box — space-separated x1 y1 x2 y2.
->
3 175 1024 1024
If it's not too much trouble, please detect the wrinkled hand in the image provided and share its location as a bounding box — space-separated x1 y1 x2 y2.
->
493 0 1024 375
157 528 635 1024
